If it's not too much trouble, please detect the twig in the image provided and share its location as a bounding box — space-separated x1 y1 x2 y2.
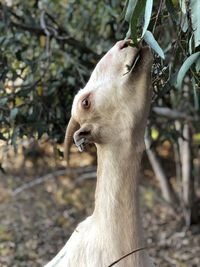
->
10 20 99 58
152 0 164 34
12 166 96 196
107 247 146 267
40 10 51 37
163 255 177 266
40 10 51 59
152 107 194 120
76 171 96 183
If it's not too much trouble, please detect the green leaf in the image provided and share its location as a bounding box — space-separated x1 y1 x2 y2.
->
179 0 186 14
191 78 199 111
125 0 138 22
195 57 200 72
0 132 7 141
190 0 200 48
0 36 6 45
142 0 153 37
180 14 188 33
130 0 146 44
121 0 129 19
144 30 165 59
125 27 131 39
11 127 19 148
188 34 194 55
0 97 8 105
10 108 18 120
178 0 188 32
176 52 200 89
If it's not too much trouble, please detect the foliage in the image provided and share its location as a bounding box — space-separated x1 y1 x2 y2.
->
0 0 124 144
0 0 200 144
123 0 200 129
123 0 200 224
0 0 200 222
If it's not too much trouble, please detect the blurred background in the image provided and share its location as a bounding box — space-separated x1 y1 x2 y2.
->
0 0 200 266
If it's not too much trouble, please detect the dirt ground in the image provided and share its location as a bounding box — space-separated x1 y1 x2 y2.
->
0 140 200 267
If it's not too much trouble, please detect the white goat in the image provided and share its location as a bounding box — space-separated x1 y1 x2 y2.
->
45 40 155 267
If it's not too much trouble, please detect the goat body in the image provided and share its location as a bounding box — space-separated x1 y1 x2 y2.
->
45 40 155 267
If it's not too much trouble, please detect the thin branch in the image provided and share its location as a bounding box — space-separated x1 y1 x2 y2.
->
10 20 99 59
107 247 146 267
11 21 43 35
12 166 96 196
40 10 51 37
152 107 195 120
152 0 164 34
76 171 96 183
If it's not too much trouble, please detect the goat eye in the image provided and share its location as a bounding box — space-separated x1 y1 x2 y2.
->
81 98 90 109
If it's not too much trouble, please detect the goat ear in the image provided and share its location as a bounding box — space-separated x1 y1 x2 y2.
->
64 117 80 165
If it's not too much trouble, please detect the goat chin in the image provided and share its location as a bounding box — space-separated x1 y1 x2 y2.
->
45 40 155 267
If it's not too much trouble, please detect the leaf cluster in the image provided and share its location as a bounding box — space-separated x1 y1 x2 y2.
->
0 0 200 150
0 0 124 145
123 0 200 139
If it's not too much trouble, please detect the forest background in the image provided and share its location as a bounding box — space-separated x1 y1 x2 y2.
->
0 0 200 266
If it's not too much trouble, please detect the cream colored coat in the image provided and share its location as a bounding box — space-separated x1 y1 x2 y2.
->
45 40 155 267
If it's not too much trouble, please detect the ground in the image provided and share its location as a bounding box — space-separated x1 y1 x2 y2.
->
0 140 199 267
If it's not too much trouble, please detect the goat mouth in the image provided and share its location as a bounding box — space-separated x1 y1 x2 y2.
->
74 137 89 152
130 51 141 70
124 49 141 75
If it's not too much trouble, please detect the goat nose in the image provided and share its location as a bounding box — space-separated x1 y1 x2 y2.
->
117 40 131 50
73 129 91 152
74 129 90 141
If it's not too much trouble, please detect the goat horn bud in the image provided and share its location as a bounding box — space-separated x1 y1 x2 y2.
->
64 117 80 165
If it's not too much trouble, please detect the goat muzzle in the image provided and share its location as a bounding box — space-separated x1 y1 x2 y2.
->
73 127 91 152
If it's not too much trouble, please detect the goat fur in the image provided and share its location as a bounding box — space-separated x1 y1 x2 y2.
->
45 40 155 267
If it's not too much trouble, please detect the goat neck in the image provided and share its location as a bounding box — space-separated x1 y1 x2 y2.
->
93 134 145 262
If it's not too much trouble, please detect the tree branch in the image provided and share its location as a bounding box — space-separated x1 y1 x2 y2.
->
145 128 178 204
152 107 195 120
12 166 96 196
10 18 100 59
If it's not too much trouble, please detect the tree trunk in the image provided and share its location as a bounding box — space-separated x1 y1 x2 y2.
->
181 123 196 225
178 77 196 225
145 130 177 205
